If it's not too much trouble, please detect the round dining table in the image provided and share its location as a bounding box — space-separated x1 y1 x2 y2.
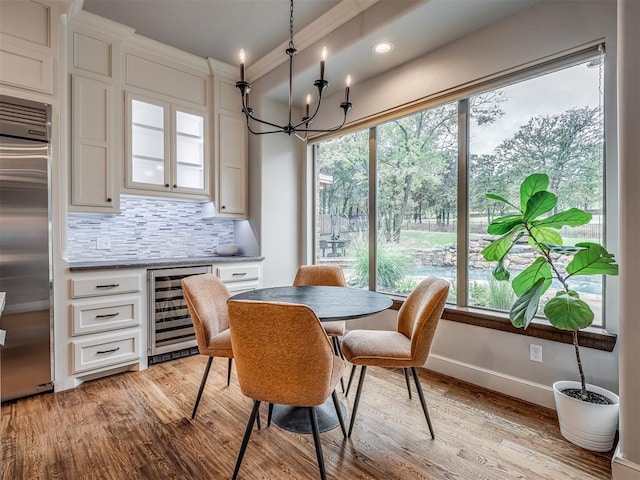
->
229 285 393 434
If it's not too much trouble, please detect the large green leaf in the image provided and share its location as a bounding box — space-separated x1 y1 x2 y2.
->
486 193 520 212
523 191 557 222
492 259 510 281
512 258 552 296
520 173 549 212
543 291 594 331
487 215 524 235
481 230 522 262
509 278 546 329
533 208 592 229
528 226 563 247
567 242 619 277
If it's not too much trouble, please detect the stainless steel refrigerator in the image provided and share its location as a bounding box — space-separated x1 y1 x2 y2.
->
0 94 53 401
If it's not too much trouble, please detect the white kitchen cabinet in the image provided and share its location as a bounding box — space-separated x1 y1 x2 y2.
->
0 0 56 96
70 75 118 211
67 16 132 213
210 60 248 219
125 93 209 198
65 269 146 384
216 262 261 294
218 111 247 215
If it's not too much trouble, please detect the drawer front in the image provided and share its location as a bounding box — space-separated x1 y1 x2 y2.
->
217 264 260 283
72 297 140 336
71 274 141 298
72 330 141 373
226 280 259 294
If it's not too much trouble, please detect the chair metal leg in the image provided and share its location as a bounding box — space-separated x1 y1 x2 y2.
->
345 364 357 397
332 337 346 393
403 368 412 399
227 358 233 386
267 403 274 427
331 390 347 439
411 366 435 439
232 400 261 480
347 366 367 437
191 356 213 419
256 409 261 430
308 407 327 480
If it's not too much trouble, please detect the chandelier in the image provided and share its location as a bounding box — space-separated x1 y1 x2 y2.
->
235 0 352 140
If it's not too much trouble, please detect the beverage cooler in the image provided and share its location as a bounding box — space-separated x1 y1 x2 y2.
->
147 265 211 364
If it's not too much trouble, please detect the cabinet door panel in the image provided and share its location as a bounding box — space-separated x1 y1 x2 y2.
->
71 76 115 209
218 112 246 215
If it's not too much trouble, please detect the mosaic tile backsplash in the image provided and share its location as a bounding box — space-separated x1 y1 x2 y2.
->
67 195 235 261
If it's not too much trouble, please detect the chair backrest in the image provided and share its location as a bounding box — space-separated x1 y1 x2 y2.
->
293 264 346 287
181 274 231 353
397 277 450 365
228 300 338 407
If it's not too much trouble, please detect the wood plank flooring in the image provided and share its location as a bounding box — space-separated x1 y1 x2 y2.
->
2 355 613 479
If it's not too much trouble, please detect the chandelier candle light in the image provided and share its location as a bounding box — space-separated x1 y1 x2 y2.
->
235 0 353 140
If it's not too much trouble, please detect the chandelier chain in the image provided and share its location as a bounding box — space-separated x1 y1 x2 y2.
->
289 0 295 50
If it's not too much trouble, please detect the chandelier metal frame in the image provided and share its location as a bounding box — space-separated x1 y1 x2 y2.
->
235 0 352 140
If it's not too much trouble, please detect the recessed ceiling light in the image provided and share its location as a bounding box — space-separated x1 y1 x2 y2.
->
372 41 394 54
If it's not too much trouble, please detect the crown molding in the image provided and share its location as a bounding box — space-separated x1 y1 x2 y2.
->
246 0 379 81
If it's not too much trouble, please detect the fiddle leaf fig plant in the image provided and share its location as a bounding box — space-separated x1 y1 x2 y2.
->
482 173 618 402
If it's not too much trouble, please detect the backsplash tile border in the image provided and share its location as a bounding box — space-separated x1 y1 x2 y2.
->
67 195 234 261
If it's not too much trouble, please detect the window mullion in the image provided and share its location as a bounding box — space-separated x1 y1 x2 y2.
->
368 127 377 292
457 99 470 306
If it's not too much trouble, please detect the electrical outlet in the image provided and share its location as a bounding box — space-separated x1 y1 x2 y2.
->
96 237 111 250
530 344 542 363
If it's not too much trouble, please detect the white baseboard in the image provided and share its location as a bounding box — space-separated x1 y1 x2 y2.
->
612 445 640 480
426 353 556 409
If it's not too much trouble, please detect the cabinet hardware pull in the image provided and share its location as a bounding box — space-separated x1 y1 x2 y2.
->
165 183 170 188
95 312 120 319
96 284 120 288
173 184 177 188
107 198 112 203
96 347 120 354
232 272 247 277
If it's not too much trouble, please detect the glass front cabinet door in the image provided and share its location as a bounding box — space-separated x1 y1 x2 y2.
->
126 94 209 198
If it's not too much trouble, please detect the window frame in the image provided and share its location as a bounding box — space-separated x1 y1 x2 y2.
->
309 42 616 352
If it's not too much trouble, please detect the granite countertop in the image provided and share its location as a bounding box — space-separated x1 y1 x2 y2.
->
68 255 264 271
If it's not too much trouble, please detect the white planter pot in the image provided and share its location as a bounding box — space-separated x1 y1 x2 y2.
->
553 380 619 452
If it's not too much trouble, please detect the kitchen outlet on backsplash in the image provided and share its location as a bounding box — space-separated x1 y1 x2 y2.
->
67 195 235 261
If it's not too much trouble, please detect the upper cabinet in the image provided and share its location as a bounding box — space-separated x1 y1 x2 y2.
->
125 94 208 196
123 47 211 200
67 13 130 213
210 60 248 218
0 0 57 97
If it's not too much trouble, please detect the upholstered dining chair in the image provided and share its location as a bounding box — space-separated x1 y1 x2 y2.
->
340 277 449 438
293 264 347 391
181 274 234 420
228 299 346 480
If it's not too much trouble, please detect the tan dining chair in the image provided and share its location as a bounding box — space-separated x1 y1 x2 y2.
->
181 273 234 420
341 277 449 438
293 264 347 391
228 299 346 480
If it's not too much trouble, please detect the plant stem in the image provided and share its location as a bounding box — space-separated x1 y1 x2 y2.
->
573 330 588 400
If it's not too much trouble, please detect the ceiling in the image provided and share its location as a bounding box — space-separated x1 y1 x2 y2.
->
82 0 540 104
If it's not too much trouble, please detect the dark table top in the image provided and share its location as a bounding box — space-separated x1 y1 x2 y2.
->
229 286 392 321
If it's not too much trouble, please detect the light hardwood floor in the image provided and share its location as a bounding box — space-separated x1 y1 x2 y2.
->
2 355 612 479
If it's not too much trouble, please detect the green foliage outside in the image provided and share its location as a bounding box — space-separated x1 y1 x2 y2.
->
349 238 413 291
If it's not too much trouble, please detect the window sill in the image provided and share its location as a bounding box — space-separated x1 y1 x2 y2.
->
388 297 617 352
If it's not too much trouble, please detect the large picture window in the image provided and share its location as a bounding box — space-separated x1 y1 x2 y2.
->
312 46 607 326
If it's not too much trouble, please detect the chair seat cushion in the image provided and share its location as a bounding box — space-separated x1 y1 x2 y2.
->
322 320 346 336
341 330 413 367
201 329 233 358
